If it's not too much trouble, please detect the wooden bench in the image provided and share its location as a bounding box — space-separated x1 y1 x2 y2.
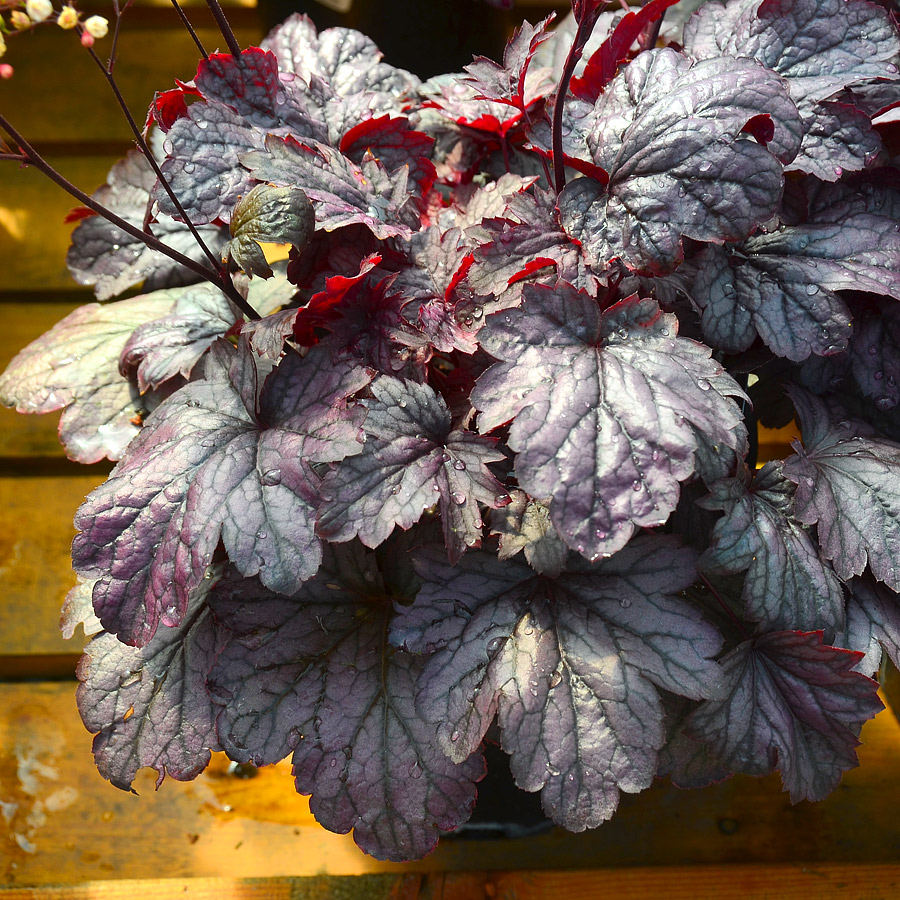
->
2 3 900 896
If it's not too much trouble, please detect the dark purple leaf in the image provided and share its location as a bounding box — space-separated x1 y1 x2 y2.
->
76 571 225 791
692 182 900 361
440 172 538 233
67 150 227 299
317 376 509 562
194 48 285 129
208 544 483 861
156 101 265 225
559 49 802 274
0 293 178 462
684 631 882 802
391 537 721 830
468 189 601 300
471 284 747 561
792 101 882 181
242 135 417 240
849 298 900 412
261 15 420 100
683 0 900 108
840 575 900 677
700 462 844 632
120 283 238 393
222 183 316 279
782 389 900 589
490 489 569 578
463 14 555 110
71 340 371 646
657 694 732 789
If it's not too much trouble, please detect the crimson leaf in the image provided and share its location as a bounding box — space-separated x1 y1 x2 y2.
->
208 543 483 862
316 376 509 562
391 537 721 830
782 390 900 589
558 49 802 274
684 631 882 801
700 462 844 632
76 572 225 791
72 340 370 646
471 284 747 561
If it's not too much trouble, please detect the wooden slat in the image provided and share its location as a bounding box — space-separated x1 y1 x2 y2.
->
3 864 900 900
0 682 899 884
0 474 104 659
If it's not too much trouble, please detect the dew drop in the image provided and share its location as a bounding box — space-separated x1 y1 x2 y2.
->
546 764 560 776
631 479 642 491
549 670 562 689
260 468 282 486
487 636 504 657
390 484 401 495
256 531 268 541
834 166 844 177
806 284 819 295
697 378 710 391
409 761 423 779
869 344 879 357
595 529 607 540
473 306 483 319
183 162 195 174
619 597 632 609
398 399 407 408
433 483 441 492
452 491 466 505
875 396 894 411
329 758 337 768
651 449 660 461
197 119 208 129
163 139 174 155
356 428 367 443
494 492 511 505
450 730 460 743
441 451 452 462
453 459 467 470
874 370 884 381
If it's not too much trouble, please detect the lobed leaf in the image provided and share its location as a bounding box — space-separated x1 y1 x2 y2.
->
72 340 370 645
391 537 720 830
317 376 509 562
684 630 882 802
700 462 844 632
76 573 225 791
471 284 746 560
559 49 802 274
208 544 483 861
782 390 900 589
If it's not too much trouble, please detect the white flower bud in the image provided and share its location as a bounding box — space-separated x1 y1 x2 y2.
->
24 0 53 24
83 15 108 38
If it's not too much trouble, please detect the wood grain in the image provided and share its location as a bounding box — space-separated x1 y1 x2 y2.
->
2 865 900 900
0 682 899 885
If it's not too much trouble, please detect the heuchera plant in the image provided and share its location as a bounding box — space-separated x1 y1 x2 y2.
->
2 0 900 862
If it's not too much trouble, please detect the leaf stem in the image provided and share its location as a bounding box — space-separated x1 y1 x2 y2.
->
170 0 210 60
0 114 260 321
698 572 750 640
204 0 242 59
552 2 608 194
81 44 223 276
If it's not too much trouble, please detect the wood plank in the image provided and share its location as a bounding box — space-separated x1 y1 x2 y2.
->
0 474 105 659
2 864 900 900
1 682 899 884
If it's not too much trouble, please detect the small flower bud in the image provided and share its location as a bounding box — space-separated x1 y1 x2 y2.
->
0 64 14 79
56 4 78 29
79 29 93 47
10 10 32 29
83 14 107 38
25 0 53 23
